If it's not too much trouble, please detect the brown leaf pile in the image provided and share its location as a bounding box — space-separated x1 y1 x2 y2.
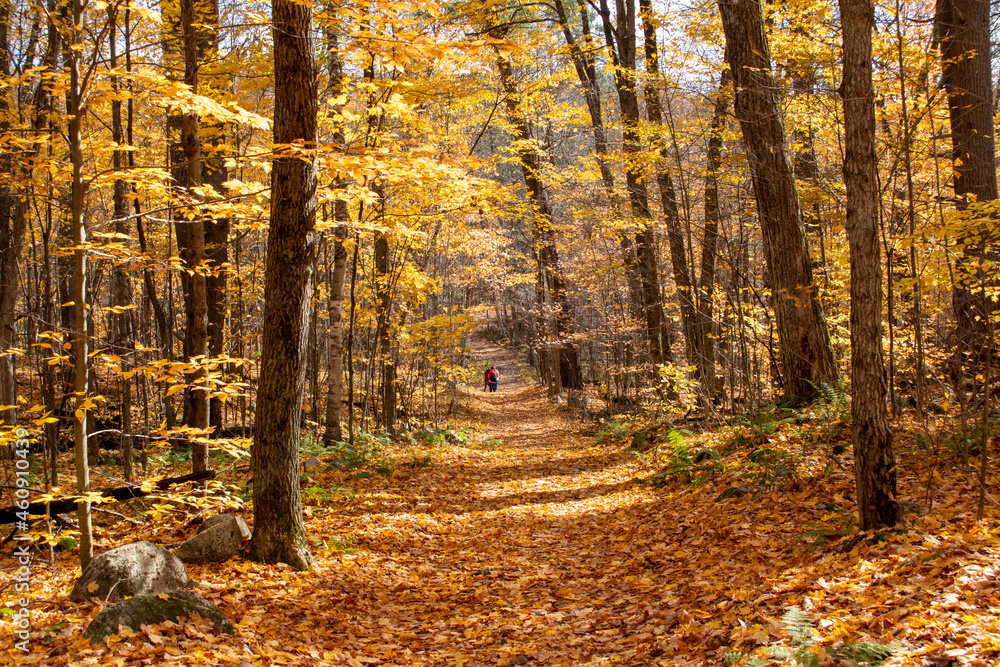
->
2 340 999 666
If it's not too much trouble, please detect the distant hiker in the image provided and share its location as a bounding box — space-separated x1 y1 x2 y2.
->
484 365 499 392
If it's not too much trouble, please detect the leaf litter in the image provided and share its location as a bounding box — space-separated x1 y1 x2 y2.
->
2 339 999 665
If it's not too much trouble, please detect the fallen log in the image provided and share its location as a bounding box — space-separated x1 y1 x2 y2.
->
0 470 216 525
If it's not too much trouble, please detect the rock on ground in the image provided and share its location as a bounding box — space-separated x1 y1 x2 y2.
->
175 514 251 563
83 590 233 644
70 541 192 603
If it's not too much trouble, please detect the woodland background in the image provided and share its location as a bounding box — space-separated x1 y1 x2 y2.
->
1 0 1000 662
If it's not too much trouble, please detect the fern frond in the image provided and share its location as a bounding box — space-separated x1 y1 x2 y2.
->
724 650 767 667
831 641 894 666
780 607 818 646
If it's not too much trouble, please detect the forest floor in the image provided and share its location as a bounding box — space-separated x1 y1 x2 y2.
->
3 334 1000 666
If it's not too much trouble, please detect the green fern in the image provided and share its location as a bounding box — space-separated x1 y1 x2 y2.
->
780 607 819 645
833 642 895 666
734 607 894 667
724 650 766 667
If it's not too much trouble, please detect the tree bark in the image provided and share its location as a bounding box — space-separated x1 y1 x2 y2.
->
697 69 732 401
597 0 671 367
248 0 318 570
323 229 348 444
717 0 837 404
640 0 700 378
163 0 217 445
109 4 135 481
553 0 642 314
64 0 94 569
839 0 899 529
177 0 209 471
493 40 582 389
936 0 998 357
322 32 350 445
0 1 28 426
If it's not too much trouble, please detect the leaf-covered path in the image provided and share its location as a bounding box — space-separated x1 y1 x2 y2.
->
288 336 664 665
9 335 1000 666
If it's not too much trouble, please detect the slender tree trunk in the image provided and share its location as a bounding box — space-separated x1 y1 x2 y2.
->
323 228 347 444
248 0 318 570
597 0 671 367
163 0 212 445
640 0 700 378
717 0 837 404
321 33 350 445
697 70 732 401
109 4 135 481
0 1 28 426
839 0 900 530
374 224 396 432
553 0 642 313
493 39 581 388
64 0 93 569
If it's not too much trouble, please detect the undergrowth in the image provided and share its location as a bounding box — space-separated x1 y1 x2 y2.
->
726 607 894 667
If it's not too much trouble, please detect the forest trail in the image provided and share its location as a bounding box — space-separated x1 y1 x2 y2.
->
14 334 1000 666
290 334 666 665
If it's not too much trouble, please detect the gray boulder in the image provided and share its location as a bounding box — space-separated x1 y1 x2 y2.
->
71 541 191 603
175 514 250 563
302 456 322 471
84 590 233 644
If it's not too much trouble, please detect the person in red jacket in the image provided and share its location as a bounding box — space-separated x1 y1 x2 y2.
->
483 365 499 392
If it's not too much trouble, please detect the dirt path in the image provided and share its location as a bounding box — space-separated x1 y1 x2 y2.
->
237 335 665 666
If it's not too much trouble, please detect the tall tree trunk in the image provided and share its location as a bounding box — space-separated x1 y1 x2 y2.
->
553 0 641 313
199 0 228 437
323 229 347 444
374 223 396 432
597 0 671 367
717 0 837 404
936 0 998 358
697 69 733 401
248 0 318 570
493 39 582 388
322 31 349 445
839 0 900 529
182 0 209 468
163 0 214 445
0 0 28 426
64 0 93 569
640 0 700 377
109 4 135 481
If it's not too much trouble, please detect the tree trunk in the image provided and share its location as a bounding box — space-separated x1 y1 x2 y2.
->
717 0 837 404
0 1 28 426
839 0 899 529
597 0 671 367
179 0 209 470
640 0 700 377
493 40 581 389
323 229 348 444
64 0 94 569
247 0 318 570
322 32 350 445
697 69 732 401
109 4 135 481
553 0 642 313
936 0 998 358
163 0 214 445
374 226 396 432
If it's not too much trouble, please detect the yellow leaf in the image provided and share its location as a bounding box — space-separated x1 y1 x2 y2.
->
88 581 99 593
